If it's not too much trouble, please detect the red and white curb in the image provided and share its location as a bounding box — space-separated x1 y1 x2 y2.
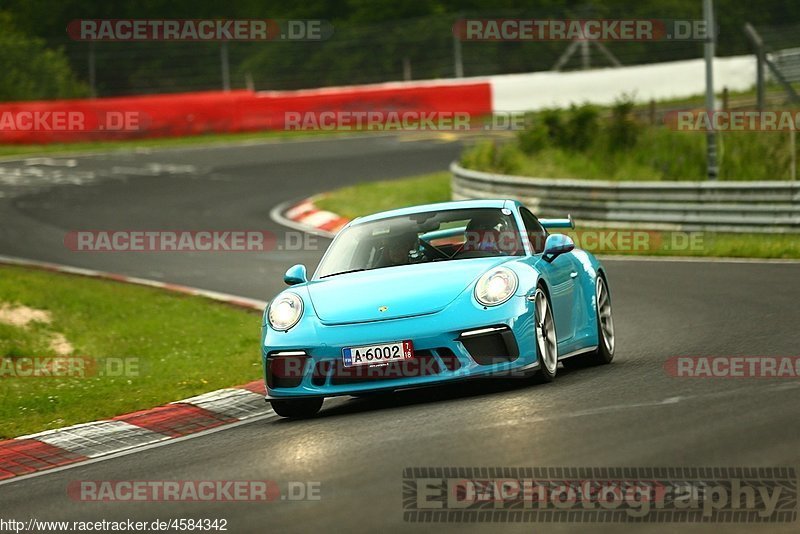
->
0 255 271 483
280 198 350 237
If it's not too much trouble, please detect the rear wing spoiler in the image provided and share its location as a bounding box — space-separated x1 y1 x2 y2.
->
539 214 574 230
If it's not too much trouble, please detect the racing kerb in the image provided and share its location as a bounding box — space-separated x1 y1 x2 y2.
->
451 162 800 233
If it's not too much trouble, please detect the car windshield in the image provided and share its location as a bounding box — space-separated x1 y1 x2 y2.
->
315 208 524 279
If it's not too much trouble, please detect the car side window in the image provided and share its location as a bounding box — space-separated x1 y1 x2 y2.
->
520 208 547 254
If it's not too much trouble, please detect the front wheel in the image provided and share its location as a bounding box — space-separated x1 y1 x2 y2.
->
270 398 323 419
531 287 558 383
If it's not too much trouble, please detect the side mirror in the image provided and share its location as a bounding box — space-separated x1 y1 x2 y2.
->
284 264 308 286
543 234 575 263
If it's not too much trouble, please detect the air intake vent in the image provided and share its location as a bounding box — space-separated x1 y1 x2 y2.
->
459 327 519 365
266 352 308 388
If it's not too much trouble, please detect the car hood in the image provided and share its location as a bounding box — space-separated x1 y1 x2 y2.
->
307 257 512 325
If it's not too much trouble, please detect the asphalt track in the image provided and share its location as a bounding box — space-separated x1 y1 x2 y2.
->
0 135 799 533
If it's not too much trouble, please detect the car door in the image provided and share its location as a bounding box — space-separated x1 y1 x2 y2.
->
519 207 577 342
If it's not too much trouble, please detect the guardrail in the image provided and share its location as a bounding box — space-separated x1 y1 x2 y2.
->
450 162 800 233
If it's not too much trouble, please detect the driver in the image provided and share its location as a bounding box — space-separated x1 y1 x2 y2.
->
378 231 421 267
463 212 520 255
464 213 504 253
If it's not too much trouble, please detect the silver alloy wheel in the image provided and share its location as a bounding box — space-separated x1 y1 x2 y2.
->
535 289 558 374
596 277 615 354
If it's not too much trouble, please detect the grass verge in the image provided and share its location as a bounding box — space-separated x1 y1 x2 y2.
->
312 172 800 259
0 265 262 438
313 171 450 220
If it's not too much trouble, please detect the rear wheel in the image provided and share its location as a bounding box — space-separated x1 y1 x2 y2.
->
531 287 558 383
563 275 615 369
270 398 323 419
593 275 615 363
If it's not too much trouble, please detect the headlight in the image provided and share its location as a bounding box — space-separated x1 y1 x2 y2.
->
268 292 303 331
475 267 518 306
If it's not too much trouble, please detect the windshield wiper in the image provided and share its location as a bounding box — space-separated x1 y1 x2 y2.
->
319 268 369 279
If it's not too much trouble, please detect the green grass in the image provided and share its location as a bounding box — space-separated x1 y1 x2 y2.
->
0 128 359 159
0 265 263 438
313 171 451 220
592 128 790 181
628 86 788 114
462 128 800 181
313 172 800 259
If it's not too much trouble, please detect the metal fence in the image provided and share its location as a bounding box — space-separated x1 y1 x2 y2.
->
748 22 800 104
51 10 713 97
770 47 800 83
451 163 800 233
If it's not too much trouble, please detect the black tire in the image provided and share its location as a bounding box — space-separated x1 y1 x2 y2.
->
590 274 615 365
531 285 557 383
270 398 323 419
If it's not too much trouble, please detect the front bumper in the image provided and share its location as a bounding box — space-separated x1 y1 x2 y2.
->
261 294 538 398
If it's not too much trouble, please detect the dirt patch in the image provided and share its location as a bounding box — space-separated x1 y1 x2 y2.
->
0 303 74 355
49 332 74 356
0 303 51 327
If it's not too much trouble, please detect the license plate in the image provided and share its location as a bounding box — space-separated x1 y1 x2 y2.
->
342 340 414 367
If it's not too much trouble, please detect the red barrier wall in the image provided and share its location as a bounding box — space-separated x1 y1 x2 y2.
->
0 82 492 144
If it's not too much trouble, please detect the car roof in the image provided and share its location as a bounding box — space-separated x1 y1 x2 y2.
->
350 199 521 226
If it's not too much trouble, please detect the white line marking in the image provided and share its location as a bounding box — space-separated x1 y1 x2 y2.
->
23 158 77 167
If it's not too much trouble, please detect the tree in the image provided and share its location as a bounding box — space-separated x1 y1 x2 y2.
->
0 12 89 101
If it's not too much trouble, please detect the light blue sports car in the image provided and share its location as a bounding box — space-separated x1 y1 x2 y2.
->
261 199 615 418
